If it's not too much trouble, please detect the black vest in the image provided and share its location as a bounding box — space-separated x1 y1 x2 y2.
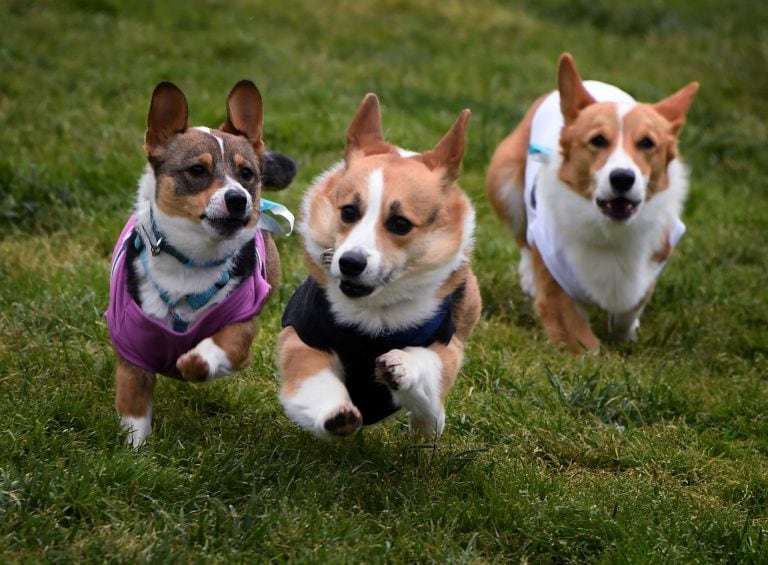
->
282 277 458 425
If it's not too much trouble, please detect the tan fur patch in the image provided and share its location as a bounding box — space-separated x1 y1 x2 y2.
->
621 104 679 197
211 319 257 371
115 355 157 417
558 103 620 198
485 95 547 247
278 327 339 397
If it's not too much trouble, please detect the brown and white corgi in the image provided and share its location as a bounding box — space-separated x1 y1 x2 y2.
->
487 53 698 352
278 94 481 439
106 81 295 446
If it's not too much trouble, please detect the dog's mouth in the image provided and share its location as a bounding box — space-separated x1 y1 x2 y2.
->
597 197 640 221
339 280 375 298
201 214 250 236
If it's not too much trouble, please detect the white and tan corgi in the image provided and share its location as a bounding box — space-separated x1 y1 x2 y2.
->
106 80 295 446
487 53 698 352
278 94 481 440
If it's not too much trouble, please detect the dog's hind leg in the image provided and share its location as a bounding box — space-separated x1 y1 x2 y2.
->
532 246 600 353
115 356 157 447
277 327 362 439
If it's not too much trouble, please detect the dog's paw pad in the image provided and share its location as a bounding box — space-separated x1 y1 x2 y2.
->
176 351 210 381
375 350 408 390
323 404 362 436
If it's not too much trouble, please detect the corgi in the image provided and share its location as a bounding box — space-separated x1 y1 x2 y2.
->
486 53 698 352
277 94 481 440
106 80 295 447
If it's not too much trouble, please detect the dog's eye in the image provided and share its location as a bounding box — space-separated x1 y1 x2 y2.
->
240 166 255 181
637 136 656 150
187 164 207 177
589 134 610 149
340 205 361 224
385 215 413 236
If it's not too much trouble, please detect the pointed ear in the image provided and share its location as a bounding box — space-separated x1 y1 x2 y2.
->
653 82 699 135
145 82 188 157
345 93 385 163
557 53 596 125
421 109 471 183
221 80 264 154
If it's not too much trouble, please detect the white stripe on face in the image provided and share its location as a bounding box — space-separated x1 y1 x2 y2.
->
595 104 644 201
194 126 225 157
333 168 384 277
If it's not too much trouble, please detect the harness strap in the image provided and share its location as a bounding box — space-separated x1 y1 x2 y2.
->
134 233 233 332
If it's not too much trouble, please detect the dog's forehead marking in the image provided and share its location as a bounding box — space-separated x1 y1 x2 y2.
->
345 168 385 251
194 126 225 158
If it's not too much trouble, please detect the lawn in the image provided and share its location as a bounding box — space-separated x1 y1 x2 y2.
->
1 0 767 561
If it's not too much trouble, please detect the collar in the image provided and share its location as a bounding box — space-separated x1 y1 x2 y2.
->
142 206 235 268
141 197 294 267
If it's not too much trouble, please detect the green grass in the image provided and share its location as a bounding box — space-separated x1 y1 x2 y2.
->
2 0 767 561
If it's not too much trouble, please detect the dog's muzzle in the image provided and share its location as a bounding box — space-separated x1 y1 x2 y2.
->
597 168 641 221
337 249 375 298
202 189 252 236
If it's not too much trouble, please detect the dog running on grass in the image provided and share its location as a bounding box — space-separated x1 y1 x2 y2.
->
278 94 482 439
487 53 698 352
106 81 295 446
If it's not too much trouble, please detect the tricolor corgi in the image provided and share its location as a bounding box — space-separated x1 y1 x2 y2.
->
487 53 698 352
278 94 481 439
106 81 295 446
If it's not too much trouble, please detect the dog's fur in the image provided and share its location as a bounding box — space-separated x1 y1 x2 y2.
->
278 94 481 439
487 53 698 352
108 81 294 446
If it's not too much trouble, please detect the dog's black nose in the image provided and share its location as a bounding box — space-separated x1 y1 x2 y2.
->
339 250 367 277
225 189 248 217
609 169 636 193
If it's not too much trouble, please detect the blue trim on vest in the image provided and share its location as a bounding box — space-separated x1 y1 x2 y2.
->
528 143 552 156
377 294 454 349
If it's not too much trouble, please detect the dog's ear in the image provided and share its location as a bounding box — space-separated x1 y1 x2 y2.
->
145 82 188 158
221 80 264 155
653 82 699 136
558 53 596 125
345 93 387 164
421 109 471 184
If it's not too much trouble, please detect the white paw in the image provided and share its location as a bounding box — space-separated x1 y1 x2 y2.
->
375 349 413 391
376 347 445 434
121 405 152 448
177 337 232 381
280 369 358 440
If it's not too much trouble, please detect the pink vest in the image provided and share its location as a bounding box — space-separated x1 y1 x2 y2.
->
105 216 271 377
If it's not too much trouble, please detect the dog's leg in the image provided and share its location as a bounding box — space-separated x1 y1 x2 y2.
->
375 338 463 439
278 327 362 439
610 285 654 342
176 319 257 381
609 308 643 342
518 247 536 298
115 356 157 447
532 246 600 353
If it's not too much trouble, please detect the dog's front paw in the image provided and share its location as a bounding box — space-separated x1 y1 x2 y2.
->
176 351 210 381
177 338 234 381
323 404 363 436
375 349 410 391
